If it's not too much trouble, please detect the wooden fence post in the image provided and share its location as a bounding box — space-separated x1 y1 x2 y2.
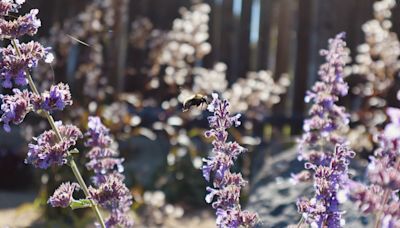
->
237 0 252 79
220 0 234 77
292 0 313 134
273 0 294 116
257 0 273 70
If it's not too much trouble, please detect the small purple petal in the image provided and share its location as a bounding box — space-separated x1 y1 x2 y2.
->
48 182 80 208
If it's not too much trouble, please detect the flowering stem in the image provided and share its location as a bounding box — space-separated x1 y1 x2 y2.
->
11 39 106 228
374 189 390 228
69 159 106 227
296 217 304 228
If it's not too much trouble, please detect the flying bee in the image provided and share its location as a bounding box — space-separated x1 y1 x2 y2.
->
182 94 210 112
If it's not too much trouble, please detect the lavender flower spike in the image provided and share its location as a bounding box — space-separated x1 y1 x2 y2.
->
85 116 122 181
203 93 258 228
48 182 80 208
347 106 400 226
1 1 106 226
299 32 350 161
295 33 353 227
85 116 133 227
297 144 355 227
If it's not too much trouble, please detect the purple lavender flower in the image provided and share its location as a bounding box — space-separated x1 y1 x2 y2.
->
0 0 24 16
85 116 133 227
25 124 82 169
383 107 400 141
104 210 134 228
346 105 400 226
0 9 41 39
381 201 400 227
88 175 133 228
290 170 312 184
298 144 355 227
0 41 51 88
88 175 132 212
0 88 32 132
346 182 382 214
1 1 108 226
295 33 354 227
86 147 119 160
368 156 400 190
48 182 80 208
85 116 113 148
216 208 259 228
86 157 124 175
91 171 126 187
202 93 258 228
84 116 122 178
31 83 72 112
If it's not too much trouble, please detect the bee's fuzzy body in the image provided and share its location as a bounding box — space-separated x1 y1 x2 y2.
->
182 94 209 112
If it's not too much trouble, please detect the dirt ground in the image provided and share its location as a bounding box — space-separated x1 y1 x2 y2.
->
0 191 41 227
0 191 216 228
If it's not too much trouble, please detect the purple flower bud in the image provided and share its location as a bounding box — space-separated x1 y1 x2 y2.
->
203 152 232 184
48 182 80 208
85 116 113 148
290 170 312 184
32 83 72 112
202 158 212 182
207 185 241 209
0 88 32 132
25 124 82 169
304 162 315 170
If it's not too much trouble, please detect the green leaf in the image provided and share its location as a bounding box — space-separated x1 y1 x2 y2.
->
70 199 92 210
69 148 79 154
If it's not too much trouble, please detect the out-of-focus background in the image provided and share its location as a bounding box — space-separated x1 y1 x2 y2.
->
1 0 400 227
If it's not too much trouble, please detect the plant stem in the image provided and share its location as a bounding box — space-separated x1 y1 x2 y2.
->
11 39 106 228
296 216 304 228
70 159 105 227
374 189 390 228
